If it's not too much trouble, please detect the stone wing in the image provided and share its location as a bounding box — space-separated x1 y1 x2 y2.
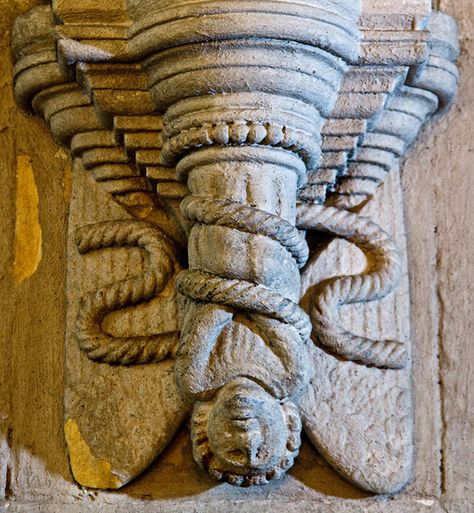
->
12 6 191 488
298 162 413 494
297 10 459 494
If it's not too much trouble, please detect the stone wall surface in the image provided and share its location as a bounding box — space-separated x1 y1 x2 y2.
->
0 1 472 512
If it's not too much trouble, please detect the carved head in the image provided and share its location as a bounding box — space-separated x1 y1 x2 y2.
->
191 378 302 486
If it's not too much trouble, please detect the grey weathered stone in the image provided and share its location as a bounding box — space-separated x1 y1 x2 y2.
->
9 0 459 498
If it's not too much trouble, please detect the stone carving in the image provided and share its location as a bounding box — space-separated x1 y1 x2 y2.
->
75 220 180 365
12 0 459 496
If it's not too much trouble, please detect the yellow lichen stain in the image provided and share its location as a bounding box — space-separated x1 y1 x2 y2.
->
64 419 123 490
62 159 73 204
13 155 42 284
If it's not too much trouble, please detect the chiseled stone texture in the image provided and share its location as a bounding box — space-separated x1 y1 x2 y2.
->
0 1 472 512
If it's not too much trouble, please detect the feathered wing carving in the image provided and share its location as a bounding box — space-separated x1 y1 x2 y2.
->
11 0 459 494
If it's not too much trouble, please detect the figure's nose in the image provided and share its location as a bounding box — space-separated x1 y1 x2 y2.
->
234 424 263 467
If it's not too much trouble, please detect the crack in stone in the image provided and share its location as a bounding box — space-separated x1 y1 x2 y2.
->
434 240 447 496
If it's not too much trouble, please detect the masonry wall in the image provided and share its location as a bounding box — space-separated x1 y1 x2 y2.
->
0 1 472 512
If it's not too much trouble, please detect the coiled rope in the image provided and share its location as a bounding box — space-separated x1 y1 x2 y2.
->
75 220 179 365
176 270 312 343
176 192 313 399
297 204 407 369
181 195 309 268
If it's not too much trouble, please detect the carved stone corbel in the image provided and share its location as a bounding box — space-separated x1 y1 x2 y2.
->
11 0 459 495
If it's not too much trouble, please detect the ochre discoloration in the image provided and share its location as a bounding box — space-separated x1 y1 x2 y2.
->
13 154 42 284
64 419 123 490
62 159 73 204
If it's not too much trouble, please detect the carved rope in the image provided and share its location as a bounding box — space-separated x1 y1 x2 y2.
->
162 120 320 170
75 220 179 365
297 205 406 369
10 0 460 495
180 195 309 267
176 270 312 342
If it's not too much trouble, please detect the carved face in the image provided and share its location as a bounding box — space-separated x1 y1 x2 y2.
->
207 380 288 472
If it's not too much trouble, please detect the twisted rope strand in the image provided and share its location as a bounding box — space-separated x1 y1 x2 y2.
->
162 121 320 170
176 269 312 343
181 195 309 268
297 204 407 369
75 220 179 365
